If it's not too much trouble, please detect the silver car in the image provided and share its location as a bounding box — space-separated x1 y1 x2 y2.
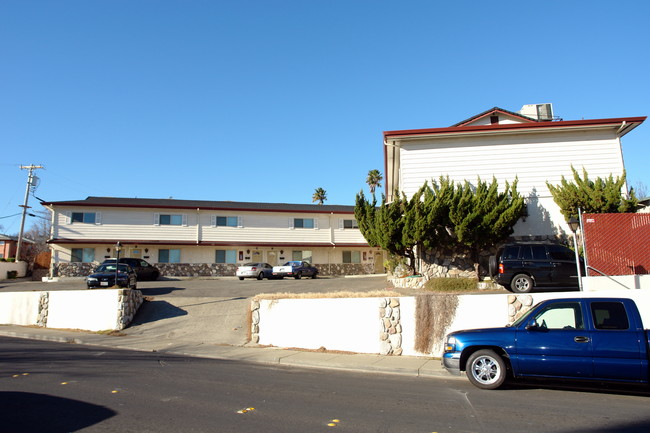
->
236 262 274 280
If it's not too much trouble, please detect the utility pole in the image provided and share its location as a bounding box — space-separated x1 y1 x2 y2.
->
16 164 44 262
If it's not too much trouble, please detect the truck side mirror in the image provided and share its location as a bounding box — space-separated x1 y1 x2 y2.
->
525 319 540 331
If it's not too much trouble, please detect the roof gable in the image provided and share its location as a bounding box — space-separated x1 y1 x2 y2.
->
452 107 538 127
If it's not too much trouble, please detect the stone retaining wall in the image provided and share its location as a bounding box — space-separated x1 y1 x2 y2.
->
53 262 375 278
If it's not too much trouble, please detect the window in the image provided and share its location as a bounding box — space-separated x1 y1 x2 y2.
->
159 214 183 225
71 248 95 263
547 245 574 261
216 216 239 227
522 245 547 260
343 251 361 264
533 302 584 330
293 218 315 229
341 219 359 229
292 250 313 262
71 212 97 224
591 302 629 330
215 249 237 264
159 249 181 263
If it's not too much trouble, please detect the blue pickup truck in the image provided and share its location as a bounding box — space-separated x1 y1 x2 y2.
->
442 297 649 389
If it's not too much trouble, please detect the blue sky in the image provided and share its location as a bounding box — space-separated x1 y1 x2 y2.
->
2 1 649 234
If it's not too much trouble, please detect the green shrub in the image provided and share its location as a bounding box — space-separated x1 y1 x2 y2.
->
424 277 477 292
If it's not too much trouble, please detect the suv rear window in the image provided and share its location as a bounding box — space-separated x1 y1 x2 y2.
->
502 246 520 260
547 245 574 261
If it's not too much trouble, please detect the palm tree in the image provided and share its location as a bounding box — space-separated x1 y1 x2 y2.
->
366 169 383 195
312 187 327 205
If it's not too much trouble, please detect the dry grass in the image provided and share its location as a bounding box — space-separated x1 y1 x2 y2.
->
252 290 397 301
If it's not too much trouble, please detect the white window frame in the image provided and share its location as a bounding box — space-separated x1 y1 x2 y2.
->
154 213 188 227
211 215 243 228
66 211 101 225
290 217 318 230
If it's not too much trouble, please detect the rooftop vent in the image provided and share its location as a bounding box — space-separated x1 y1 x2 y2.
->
519 103 554 121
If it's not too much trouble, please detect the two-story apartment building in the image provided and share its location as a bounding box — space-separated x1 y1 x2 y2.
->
384 105 646 240
43 196 384 278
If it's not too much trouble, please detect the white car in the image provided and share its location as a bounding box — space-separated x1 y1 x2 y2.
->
236 262 274 280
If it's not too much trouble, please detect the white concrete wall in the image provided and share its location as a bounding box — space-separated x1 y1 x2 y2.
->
0 261 28 278
256 290 650 358
46 290 121 332
584 274 650 291
257 298 385 353
0 289 139 332
0 292 41 325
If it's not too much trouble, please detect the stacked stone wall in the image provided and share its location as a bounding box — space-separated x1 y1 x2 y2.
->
54 262 376 278
117 289 143 330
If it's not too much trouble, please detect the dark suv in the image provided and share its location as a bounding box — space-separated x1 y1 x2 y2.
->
489 243 579 293
101 258 160 281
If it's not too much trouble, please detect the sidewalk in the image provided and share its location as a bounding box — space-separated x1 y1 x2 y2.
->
0 324 457 380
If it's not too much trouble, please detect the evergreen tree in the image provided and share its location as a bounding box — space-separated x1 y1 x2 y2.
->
546 166 637 221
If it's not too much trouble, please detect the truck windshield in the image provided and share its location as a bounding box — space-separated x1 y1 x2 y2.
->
510 304 539 327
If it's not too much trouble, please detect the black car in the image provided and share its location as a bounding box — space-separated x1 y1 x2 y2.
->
87 263 138 289
102 258 160 281
489 243 580 293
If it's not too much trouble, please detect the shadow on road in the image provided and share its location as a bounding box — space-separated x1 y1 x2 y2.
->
0 391 116 432
130 300 188 325
138 286 186 296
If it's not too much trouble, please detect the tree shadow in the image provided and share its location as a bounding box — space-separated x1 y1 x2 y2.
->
0 391 116 432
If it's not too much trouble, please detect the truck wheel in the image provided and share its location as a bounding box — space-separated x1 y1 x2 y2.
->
466 349 506 390
238 277 244 281
511 274 533 293
294 272 302 280
311 272 318 279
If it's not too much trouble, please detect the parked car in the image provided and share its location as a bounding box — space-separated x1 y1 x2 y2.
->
87 263 137 289
489 243 579 293
102 258 160 281
442 297 650 390
272 261 318 279
236 263 275 280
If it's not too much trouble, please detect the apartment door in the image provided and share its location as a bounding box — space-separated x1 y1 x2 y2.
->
252 251 262 263
267 251 278 266
130 248 142 259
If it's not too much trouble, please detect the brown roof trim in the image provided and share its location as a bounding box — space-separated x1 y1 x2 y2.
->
384 116 647 139
41 197 356 214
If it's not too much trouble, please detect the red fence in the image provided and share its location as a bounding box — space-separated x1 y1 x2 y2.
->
582 213 650 276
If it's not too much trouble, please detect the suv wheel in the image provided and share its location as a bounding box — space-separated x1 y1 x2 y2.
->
511 274 533 293
488 255 497 277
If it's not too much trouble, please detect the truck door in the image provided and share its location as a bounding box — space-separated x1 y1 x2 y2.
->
515 301 593 378
589 301 646 382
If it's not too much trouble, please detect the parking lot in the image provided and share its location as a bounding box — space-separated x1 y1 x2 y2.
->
0 275 395 299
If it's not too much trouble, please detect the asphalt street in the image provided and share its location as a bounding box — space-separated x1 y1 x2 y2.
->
3 337 650 433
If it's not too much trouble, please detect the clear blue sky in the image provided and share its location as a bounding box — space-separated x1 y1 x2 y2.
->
2 1 649 234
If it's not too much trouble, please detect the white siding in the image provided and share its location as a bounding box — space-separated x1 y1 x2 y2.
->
399 129 624 200
397 128 625 237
